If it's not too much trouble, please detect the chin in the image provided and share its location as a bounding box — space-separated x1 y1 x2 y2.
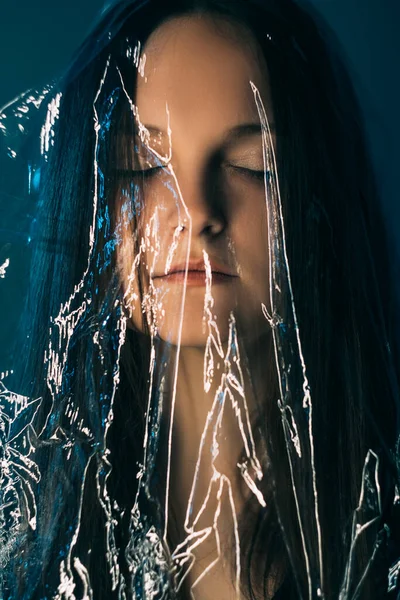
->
156 317 232 348
128 285 247 347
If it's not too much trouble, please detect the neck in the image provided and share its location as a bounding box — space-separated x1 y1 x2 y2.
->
168 330 270 532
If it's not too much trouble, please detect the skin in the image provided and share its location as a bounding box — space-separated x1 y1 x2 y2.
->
118 14 278 599
120 12 274 348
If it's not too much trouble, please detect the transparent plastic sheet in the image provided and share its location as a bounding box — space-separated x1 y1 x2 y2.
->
0 6 399 600
0 86 53 375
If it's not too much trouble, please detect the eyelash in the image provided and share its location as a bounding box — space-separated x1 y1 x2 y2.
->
116 166 270 182
228 165 269 182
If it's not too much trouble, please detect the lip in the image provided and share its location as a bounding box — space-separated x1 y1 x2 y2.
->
152 258 238 286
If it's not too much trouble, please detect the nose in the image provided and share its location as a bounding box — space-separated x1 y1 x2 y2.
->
166 169 226 239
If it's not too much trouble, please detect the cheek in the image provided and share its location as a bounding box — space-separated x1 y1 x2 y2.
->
228 186 271 327
115 197 147 330
229 185 269 270
117 238 142 328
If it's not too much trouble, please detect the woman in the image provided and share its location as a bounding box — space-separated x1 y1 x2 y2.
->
0 0 399 598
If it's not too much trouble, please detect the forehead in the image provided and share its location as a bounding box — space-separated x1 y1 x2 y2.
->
135 15 273 137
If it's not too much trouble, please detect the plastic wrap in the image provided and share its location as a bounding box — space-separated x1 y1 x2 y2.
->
0 1 399 598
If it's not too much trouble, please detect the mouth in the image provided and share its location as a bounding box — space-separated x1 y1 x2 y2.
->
151 259 238 286
154 270 236 286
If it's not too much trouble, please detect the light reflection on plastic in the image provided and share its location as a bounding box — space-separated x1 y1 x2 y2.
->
0 259 9 279
0 41 391 600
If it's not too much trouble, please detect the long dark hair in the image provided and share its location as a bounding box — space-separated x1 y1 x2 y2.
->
9 0 400 598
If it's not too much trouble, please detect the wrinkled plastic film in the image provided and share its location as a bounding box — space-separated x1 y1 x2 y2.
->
0 35 396 600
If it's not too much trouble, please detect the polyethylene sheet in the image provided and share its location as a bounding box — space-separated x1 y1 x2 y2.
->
0 1 399 599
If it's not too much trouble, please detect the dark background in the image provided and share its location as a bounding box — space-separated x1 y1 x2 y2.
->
0 0 399 376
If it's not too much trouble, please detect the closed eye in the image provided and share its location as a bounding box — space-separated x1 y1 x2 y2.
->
116 165 270 182
226 165 270 182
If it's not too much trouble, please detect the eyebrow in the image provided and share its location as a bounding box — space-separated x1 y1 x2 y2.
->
135 122 275 143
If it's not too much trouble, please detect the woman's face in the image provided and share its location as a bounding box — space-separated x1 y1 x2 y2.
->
119 14 274 347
